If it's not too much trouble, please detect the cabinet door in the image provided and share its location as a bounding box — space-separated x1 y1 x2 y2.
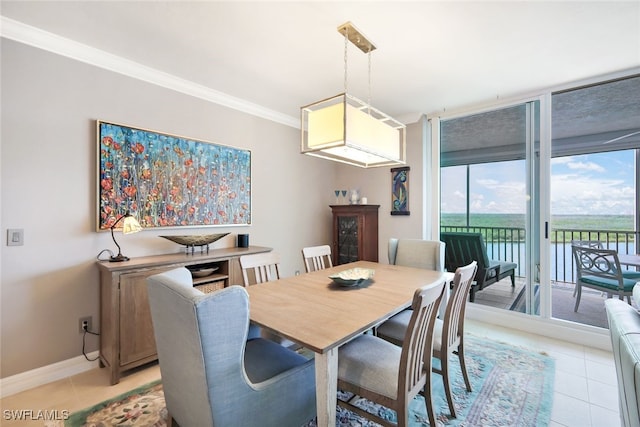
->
119 270 162 366
337 215 360 264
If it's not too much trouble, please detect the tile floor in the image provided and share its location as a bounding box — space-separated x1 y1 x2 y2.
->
0 319 620 427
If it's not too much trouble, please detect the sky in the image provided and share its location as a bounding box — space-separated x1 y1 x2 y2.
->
441 149 636 216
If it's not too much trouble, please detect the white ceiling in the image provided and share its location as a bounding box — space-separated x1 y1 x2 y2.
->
2 1 640 125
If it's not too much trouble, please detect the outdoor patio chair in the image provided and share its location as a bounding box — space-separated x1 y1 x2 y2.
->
440 232 517 302
571 245 636 312
571 240 640 277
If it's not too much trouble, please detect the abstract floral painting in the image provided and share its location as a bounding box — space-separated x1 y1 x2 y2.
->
391 166 410 216
97 121 251 230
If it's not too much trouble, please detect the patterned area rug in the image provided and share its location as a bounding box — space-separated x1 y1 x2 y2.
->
65 335 554 427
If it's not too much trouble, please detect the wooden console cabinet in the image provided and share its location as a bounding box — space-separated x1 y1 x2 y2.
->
330 205 379 265
96 245 271 384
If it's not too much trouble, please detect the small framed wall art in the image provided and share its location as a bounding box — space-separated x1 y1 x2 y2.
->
390 166 410 216
97 120 251 230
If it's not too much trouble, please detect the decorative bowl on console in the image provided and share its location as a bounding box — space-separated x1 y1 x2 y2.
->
160 233 230 253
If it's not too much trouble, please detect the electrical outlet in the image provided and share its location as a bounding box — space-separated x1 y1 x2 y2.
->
79 316 92 333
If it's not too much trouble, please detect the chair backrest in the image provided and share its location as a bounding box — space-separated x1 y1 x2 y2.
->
571 240 604 249
439 232 491 272
147 268 252 427
572 245 624 286
302 245 333 273
388 238 445 272
399 279 446 397
239 252 281 286
441 261 478 352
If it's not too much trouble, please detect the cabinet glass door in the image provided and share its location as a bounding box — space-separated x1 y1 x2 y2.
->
337 215 359 264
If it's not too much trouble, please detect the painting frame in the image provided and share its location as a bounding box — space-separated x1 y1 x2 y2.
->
97 120 251 231
390 166 410 216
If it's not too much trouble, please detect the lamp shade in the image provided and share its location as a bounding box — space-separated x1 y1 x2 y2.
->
122 215 142 234
301 93 406 168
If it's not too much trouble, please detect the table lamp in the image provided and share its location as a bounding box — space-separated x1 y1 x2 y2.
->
109 212 142 262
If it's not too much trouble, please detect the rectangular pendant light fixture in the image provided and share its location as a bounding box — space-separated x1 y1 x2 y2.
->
300 22 406 168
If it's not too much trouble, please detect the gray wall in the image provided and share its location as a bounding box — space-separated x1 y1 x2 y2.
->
0 39 340 377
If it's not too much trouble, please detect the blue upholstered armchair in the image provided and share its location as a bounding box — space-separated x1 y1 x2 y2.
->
147 268 316 427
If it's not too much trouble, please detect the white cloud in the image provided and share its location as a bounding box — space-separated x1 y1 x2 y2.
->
566 161 605 172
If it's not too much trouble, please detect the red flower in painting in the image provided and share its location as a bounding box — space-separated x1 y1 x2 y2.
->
185 159 193 167
132 143 145 154
188 206 196 215
123 186 137 197
121 170 130 179
141 169 151 180
101 178 113 191
198 166 206 175
102 136 113 146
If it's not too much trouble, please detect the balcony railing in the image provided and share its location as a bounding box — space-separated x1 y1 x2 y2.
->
440 226 638 283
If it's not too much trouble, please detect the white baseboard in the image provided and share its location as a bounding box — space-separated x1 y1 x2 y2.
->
0 351 99 399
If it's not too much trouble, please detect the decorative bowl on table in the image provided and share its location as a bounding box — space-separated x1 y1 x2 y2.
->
160 233 230 246
329 268 375 287
160 233 230 253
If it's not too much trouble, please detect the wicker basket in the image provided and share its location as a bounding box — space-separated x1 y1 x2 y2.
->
194 281 225 294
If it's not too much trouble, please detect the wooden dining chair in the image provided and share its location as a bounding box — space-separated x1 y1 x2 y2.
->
302 245 333 273
239 251 298 346
336 279 446 427
239 252 281 286
376 261 478 419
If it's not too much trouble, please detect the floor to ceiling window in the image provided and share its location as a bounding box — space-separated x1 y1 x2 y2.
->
438 73 640 329
440 101 540 316
549 76 640 328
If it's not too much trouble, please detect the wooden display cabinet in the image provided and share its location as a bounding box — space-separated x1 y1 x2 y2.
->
330 205 379 265
96 245 271 384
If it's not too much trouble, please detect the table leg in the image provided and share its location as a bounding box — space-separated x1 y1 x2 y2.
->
315 347 337 427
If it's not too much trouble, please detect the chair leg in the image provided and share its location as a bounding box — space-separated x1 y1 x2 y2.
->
441 353 457 418
574 285 582 312
423 372 437 427
457 343 472 392
510 272 515 287
396 404 409 427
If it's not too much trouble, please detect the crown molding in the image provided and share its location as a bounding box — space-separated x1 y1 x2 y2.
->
0 16 299 129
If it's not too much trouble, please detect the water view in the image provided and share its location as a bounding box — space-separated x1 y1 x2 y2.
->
441 213 637 281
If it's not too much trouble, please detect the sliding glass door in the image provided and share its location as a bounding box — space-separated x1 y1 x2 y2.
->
440 100 541 315
549 75 640 328
437 73 639 328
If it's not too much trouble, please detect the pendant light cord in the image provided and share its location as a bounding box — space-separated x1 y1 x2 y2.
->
344 26 348 93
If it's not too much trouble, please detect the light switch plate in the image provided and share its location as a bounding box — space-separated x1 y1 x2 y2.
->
7 229 24 246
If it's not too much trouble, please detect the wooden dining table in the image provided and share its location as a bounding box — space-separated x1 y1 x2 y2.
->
245 260 448 427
